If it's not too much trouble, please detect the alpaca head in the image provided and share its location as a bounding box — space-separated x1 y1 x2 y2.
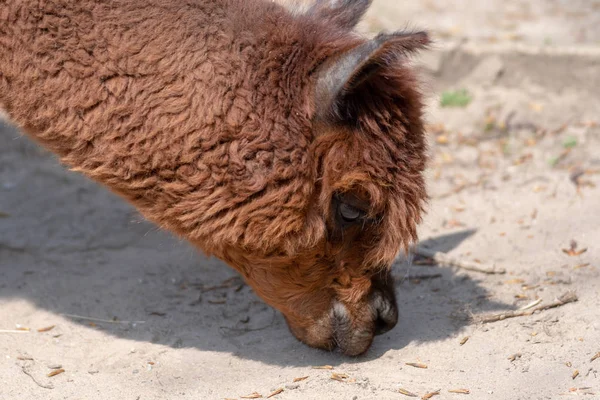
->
213 17 429 354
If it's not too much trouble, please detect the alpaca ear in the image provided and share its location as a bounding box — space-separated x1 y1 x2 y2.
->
307 0 372 30
314 31 430 122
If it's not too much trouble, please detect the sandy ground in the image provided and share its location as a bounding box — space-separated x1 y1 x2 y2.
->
1 1 600 399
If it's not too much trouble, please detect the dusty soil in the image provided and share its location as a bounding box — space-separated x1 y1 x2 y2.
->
1 1 599 399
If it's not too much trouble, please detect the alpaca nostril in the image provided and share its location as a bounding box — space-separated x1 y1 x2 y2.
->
372 292 398 336
374 311 397 335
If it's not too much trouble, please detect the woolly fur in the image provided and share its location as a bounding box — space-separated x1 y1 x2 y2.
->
0 0 428 354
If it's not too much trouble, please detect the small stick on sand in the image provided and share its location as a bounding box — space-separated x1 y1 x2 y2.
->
394 273 443 282
414 246 506 275
408 273 443 280
60 314 145 324
476 291 578 324
518 298 542 311
0 329 31 333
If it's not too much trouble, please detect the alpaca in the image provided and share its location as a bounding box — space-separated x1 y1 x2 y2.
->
0 0 428 355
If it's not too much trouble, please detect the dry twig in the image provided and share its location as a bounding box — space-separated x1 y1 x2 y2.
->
37 325 56 332
399 388 418 397
240 392 262 399
47 368 65 378
61 313 145 324
518 298 542 311
422 390 440 400
449 389 470 394
414 247 506 275
311 365 333 370
330 373 349 382
405 362 428 369
267 388 284 398
476 292 578 324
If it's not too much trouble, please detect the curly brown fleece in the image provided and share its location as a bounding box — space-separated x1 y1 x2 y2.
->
0 0 428 355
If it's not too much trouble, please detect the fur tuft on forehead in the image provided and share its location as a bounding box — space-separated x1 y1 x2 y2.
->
308 48 428 263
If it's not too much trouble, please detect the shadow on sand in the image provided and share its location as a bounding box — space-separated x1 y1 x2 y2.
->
0 121 511 367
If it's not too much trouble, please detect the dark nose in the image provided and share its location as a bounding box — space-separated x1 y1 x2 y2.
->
373 291 398 335
371 272 399 336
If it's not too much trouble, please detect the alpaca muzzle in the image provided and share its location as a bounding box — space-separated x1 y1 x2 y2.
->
285 271 399 356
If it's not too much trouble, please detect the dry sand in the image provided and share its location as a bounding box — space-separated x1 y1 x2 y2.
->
1 1 599 399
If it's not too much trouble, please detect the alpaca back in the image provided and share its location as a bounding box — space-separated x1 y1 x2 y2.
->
0 0 337 251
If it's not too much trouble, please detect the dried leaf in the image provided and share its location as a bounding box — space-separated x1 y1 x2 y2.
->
504 279 524 284
37 325 55 333
526 138 537 147
330 373 349 382
565 388 597 396
436 135 449 145
562 240 587 257
449 389 470 394
422 390 440 400
444 219 465 228
531 209 538 219
572 370 579 379
591 352 600 362
47 368 65 377
529 102 544 112
399 388 418 397
312 365 333 370
459 337 469 346
522 284 539 291
293 376 308 382
573 263 590 269
427 124 446 135
405 362 428 369
150 311 167 316
240 392 262 399
441 152 454 164
266 388 283 398
563 248 587 257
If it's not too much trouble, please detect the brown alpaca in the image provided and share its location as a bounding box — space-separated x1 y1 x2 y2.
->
0 0 428 355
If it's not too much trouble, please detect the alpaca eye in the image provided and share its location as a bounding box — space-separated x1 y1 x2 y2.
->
339 203 363 222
